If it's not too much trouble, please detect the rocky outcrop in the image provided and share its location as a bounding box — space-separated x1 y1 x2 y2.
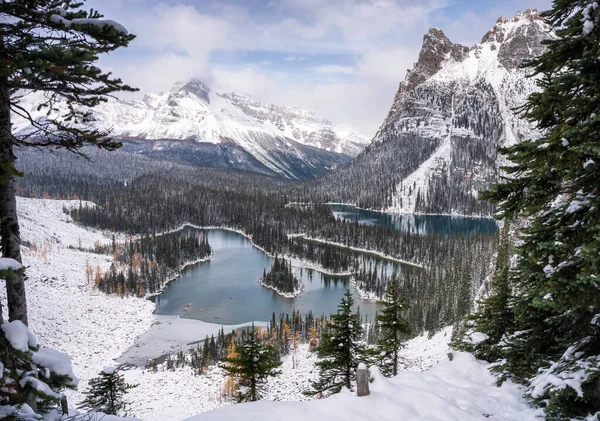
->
482 9 548 69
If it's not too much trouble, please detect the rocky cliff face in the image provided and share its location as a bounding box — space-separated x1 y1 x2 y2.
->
13 80 369 180
313 9 551 215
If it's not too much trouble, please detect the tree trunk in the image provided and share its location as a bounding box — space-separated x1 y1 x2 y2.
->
0 76 28 325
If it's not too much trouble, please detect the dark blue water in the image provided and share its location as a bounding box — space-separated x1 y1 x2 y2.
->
155 228 380 324
329 204 498 236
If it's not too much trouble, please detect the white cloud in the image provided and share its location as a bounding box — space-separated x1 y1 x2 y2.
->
312 65 354 75
86 0 552 137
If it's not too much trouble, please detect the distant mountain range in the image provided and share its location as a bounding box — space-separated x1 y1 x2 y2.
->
311 9 550 215
13 80 369 180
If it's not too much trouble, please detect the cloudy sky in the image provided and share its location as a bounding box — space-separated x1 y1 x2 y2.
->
89 0 552 137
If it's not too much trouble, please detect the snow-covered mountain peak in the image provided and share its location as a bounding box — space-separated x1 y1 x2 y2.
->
170 79 211 103
480 9 547 69
12 79 369 179
319 10 553 214
402 27 469 92
218 90 369 156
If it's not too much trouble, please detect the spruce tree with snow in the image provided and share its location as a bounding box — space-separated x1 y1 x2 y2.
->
0 315 78 417
308 290 367 397
0 0 136 326
79 366 137 415
479 1 600 417
375 277 412 376
220 326 282 402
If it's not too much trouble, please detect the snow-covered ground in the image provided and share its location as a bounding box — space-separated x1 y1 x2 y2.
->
1 197 540 421
0 198 257 413
0 198 157 408
184 351 538 421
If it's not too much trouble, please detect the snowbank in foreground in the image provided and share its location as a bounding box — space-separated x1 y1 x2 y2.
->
184 352 538 421
124 328 453 421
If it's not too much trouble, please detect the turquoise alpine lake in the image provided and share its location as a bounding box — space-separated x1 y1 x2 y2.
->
154 228 382 324
154 208 497 325
329 204 498 236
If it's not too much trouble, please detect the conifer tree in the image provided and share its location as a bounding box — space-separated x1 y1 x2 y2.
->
0 0 137 325
308 290 366 396
0 311 78 416
308 325 320 352
220 326 282 402
376 277 412 376
455 220 513 362
222 340 239 399
480 1 600 417
79 366 137 415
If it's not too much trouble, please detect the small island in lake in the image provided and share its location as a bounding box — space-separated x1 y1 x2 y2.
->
259 255 302 298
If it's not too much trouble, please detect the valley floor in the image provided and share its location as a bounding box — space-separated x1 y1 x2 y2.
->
1 197 538 421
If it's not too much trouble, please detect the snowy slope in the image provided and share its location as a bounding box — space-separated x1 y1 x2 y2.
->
221 92 369 156
184 352 538 421
0 198 156 408
11 80 368 179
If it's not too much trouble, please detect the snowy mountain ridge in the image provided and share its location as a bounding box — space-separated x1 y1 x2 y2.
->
314 9 551 215
12 80 369 180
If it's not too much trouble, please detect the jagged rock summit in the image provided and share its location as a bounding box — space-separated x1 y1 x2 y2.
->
13 80 369 180
313 9 551 215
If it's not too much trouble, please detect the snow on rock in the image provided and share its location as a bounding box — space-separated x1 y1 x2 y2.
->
0 257 23 270
1 319 36 352
376 9 551 215
183 352 537 421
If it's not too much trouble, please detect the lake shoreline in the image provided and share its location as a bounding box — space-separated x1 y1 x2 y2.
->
287 201 498 219
116 315 269 366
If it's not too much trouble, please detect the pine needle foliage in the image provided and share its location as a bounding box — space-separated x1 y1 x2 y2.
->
454 220 513 363
375 277 412 376
220 325 282 402
307 290 367 397
1 0 138 151
79 367 137 416
478 1 600 417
